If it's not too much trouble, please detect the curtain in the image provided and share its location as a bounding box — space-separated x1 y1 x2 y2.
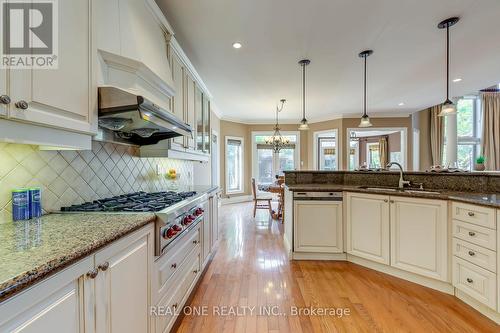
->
481 92 500 170
429 105 444 166
379 136 388 167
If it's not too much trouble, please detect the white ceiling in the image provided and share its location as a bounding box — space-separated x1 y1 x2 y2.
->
156 0 500 124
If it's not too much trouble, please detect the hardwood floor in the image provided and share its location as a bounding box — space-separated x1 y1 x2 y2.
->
175 202 499 333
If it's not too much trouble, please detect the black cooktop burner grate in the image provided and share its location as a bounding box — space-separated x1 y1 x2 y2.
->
61 191 197 212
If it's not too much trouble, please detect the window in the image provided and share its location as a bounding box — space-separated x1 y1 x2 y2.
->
252 132 299 185
443 97 482 170
366 142 381 168
313 130 338 170
225 137 244 194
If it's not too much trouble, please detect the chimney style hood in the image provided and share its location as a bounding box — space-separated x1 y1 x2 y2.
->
96 86 192 146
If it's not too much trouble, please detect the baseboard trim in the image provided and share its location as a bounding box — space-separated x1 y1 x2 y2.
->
220 195 252 205
293 252 347 261
456 290 500 324
347 254 454 295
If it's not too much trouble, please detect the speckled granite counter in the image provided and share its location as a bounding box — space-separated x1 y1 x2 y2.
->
285 184 500 209
0 213 155 303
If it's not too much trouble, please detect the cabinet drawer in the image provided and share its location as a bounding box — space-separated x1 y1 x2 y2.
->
452 202 496 229
155 248 201 333
154 226 200 300
452 257 497 310
452 238 496 273
452 220 496 251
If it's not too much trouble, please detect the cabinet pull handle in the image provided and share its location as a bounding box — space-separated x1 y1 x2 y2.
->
383 199 388 203
193 240 199 244
98 262 109 271
466 278 473 283
468 231 476 237
467 211 475 217
468 251 475 256
15 100 29 110
0 95 11 105
389 200 395 204
171 263 177 269
86 268 98 279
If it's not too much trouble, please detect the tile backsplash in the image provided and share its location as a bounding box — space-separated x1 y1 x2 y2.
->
0 141 193 223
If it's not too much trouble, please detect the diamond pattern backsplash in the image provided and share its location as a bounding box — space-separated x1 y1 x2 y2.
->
0 141 193 223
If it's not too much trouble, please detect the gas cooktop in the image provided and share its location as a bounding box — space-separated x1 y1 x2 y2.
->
60 191 197 212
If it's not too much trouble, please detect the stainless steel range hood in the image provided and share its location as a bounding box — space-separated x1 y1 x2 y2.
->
96 86 192 146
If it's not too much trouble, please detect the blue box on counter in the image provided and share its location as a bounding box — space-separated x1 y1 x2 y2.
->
12 189 30 221
29 187 42 218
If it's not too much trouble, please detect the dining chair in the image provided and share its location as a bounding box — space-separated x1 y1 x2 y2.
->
251 178 273 218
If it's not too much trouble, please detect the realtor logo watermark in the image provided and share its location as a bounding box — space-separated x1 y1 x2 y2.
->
1 0 58 68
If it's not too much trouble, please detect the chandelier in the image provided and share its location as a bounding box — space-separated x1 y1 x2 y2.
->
265 99 289 153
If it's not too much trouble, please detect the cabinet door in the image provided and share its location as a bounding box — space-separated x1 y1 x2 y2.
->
171 52 185 147
95 226 153 333
294 200 343 253
391 197 448 281
9 0 94 134
203 97 210 153
346 192 390 264
185 73 196 149
0 68 6 117
195 85 203 151
0 257 92 333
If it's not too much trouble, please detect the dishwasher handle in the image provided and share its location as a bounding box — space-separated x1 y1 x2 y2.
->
293 191 343 201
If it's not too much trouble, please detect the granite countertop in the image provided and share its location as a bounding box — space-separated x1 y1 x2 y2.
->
0 213 156 303
285 184 500 209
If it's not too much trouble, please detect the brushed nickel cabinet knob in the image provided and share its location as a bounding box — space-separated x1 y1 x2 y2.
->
98 262 109 271
86 268 98 279
15 100 29 110
0 95 11 104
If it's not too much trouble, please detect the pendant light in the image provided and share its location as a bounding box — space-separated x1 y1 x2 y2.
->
298 59 310 131
358 50 373 128
438 17 460 116
265 99 290 153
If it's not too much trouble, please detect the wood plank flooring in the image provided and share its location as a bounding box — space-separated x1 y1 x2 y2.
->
175 202 499 333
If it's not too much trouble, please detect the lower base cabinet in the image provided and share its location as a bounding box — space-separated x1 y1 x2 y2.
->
294 200 343 253
0 224 154 333
390 197 448 281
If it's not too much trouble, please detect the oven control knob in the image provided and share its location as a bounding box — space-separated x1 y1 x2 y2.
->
183 216 191 225
195 208 203 216
173 224 182 232
163 228 176 239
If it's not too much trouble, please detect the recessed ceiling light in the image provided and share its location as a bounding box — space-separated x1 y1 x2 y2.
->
398 102 405 106
232 42 242 49
453 78 462 82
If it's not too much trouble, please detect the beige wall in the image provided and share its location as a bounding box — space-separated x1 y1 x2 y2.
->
220 116 414 198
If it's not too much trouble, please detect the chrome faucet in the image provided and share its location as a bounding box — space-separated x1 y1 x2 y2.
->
386 162 410 189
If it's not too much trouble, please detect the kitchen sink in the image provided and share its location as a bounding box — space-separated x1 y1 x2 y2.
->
358 186 399 192
403 189 441 195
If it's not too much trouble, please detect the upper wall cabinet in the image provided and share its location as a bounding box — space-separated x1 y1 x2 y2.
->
3 0 95 135
96 0 175 111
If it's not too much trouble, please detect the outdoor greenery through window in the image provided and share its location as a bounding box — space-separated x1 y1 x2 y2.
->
226 137 243 193
253 133 298 185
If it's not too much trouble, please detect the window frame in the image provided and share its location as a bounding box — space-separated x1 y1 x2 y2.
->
455 96 482 170
225 136 244 195
312 129 339 170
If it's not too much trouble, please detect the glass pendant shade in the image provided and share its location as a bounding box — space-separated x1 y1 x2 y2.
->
358 114 372 128
439 99 456 116
298 118 309 131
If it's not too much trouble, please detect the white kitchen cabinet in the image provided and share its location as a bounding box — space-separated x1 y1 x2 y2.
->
346 192 390 264
94 225 154 333
171 52 186 148
195 85 203 152
0 256 93 333
294 200 343 253
390 197 448 281
9 0 95 134
185 73 196 150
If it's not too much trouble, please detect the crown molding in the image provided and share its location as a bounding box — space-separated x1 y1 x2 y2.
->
220 111 413 125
